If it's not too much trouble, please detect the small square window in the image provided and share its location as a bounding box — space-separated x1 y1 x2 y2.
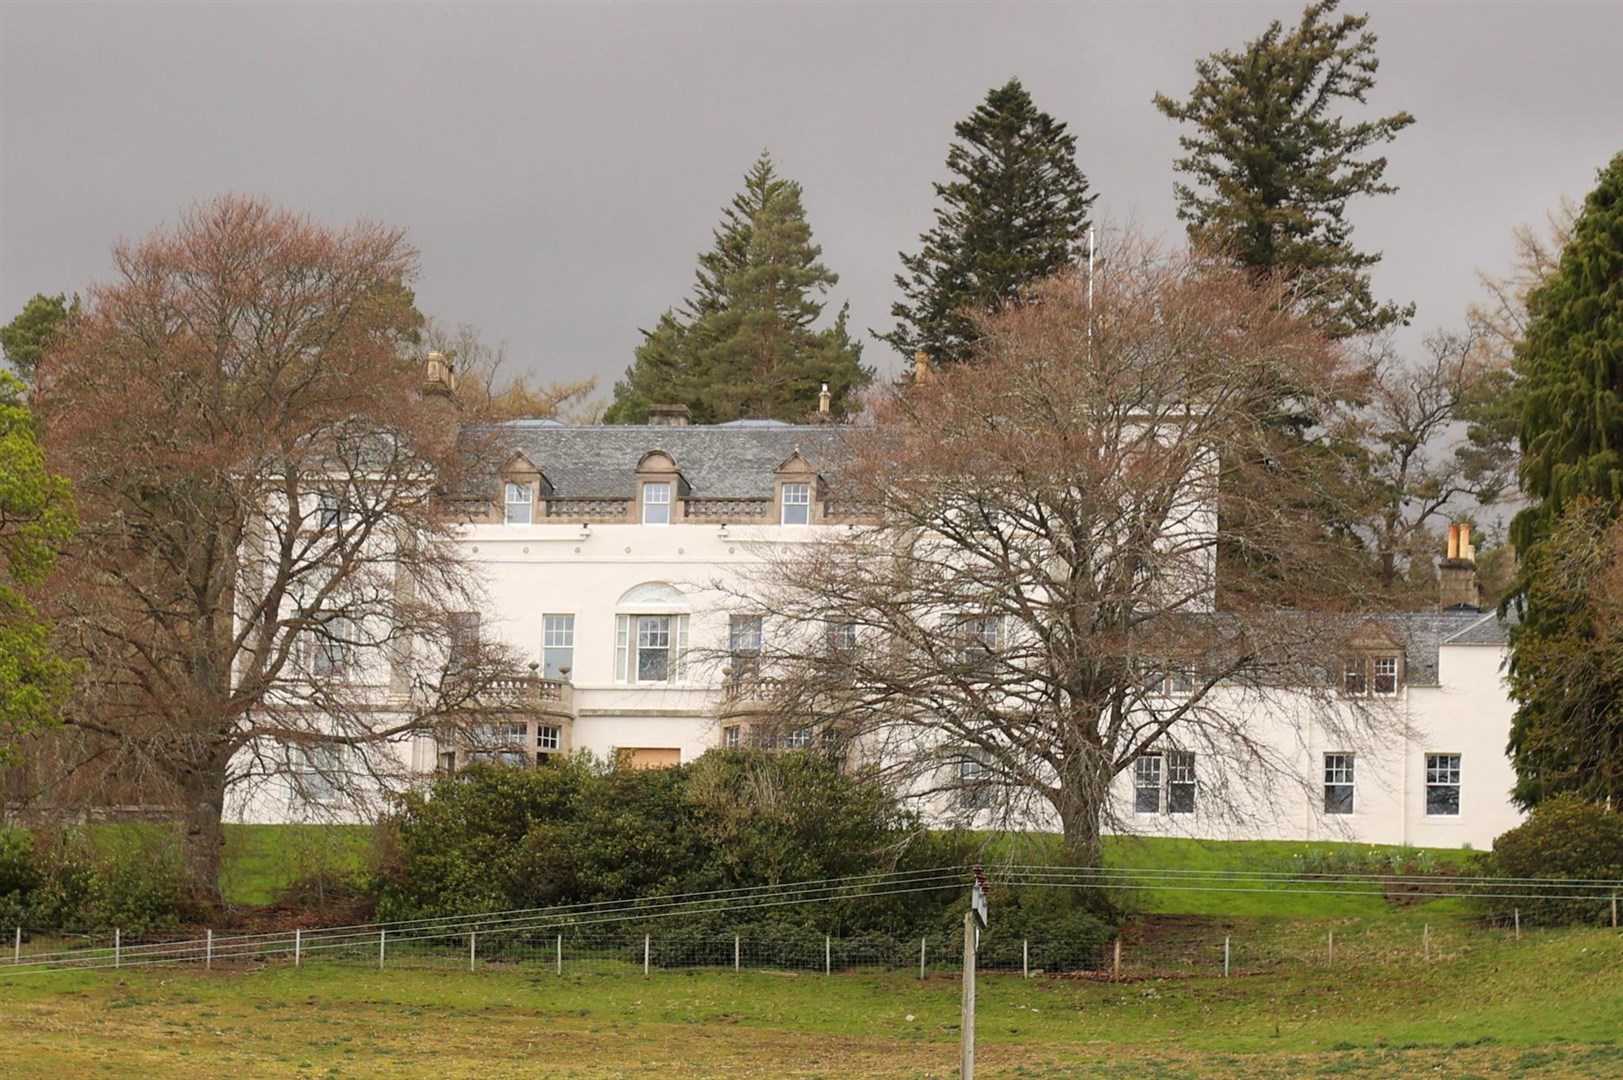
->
538 725 561 752
1342 658 1367 696
1324 753 1355 814
722 725 741 750
781 483 811 526
504 482 532 525
642 482 672 525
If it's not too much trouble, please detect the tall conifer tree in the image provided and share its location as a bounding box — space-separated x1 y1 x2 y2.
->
881 79 1095 368
1155 0 1414 339
1506 152 1623 809
606 155 869 425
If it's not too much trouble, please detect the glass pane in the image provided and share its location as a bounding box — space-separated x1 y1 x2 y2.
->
642 483 671 524
1324 785 1354 814
782 483 811 525
542 647 573 680
1425 783 1459 815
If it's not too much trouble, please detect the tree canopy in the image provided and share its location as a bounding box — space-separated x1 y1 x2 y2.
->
881 78 1094 368
31 196 525 905
752 240 1385 869
1155 0 1414 339
1505 152 1623 811
606 154 870 424
0 373 76 762
0 294 75 383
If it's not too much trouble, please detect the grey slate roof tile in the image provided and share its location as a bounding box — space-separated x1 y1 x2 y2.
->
463 422 846 499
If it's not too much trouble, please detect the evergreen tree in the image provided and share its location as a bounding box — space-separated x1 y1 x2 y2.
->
881 78 1095 368
1154 0 1414 339
1506 152 1623 809
1 294 75 382
606 154 870 425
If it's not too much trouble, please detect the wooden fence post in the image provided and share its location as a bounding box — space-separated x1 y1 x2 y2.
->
379 928 386 970
114 929 121 970
1112 938 1122 979
734 934 740 973
1514 909 1521 942
294 928 301 968
206 929 213 970
1022 939 1029 980
919 937 926 980
1224 936 1230 978
469 932 476 973
643 933 650 976
556 933 562 975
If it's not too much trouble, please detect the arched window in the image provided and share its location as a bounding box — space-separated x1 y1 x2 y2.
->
615 582 690 684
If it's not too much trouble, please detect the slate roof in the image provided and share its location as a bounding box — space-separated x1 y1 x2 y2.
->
462 421 847 499
1379 610 1510 687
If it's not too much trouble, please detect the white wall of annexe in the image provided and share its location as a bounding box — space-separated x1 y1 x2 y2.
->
224 422 1526 851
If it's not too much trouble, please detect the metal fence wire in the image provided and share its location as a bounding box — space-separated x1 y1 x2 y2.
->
5 865 1619 978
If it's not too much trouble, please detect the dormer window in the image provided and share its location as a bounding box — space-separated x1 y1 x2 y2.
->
504 482 532 525
642 482 672 525
1343 654 1401 697
781 483 811 526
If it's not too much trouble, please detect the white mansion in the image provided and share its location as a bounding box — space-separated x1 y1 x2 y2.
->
228 404 1525 850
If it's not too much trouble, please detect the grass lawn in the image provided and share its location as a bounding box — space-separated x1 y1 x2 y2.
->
0 923 1619 1078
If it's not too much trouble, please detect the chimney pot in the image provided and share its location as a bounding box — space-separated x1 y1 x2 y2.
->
818 383 831 416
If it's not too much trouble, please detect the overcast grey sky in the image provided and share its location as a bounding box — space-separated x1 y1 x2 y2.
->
2 1 1619 396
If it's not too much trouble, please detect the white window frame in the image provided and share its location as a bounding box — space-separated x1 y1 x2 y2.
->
305 610 358 680
825 620 859 653
1167 750 1196 814
722 725 741 750
615 612 690 684
538 725 561 753
781 482 812 526
614 583 689 684
642 482 672 525
1134 754 1163 814
504 481 533 525
291 743 344 805
958 750 994 810
1324 753 1355 815
542 614 575 680
1371 656 1399 697
1425 753 1461 816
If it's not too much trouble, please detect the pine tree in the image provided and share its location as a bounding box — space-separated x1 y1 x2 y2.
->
881 79 1095 368
1154 0 1414 339
1 294 76 382
1506 152 1623 810
606 154 870 425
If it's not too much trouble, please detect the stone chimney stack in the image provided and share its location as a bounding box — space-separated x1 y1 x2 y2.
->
647 404 691 427
817 383 831 417
421 351 460 408
914 351 933 383
1439 523 1482 612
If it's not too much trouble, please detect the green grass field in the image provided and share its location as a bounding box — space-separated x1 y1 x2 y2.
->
2 827 1615 1076
1 922 1619 1078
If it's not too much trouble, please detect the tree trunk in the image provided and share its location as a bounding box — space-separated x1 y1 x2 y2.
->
1054 755 1109 870
181 770 228 911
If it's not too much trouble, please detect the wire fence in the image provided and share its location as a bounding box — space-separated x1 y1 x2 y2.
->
5 865 1620 979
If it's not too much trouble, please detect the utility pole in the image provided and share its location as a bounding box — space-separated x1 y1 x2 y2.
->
962 866 989 1080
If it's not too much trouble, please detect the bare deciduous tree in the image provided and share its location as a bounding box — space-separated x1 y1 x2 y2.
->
422 320 599 423
31 197 525 905
1349 329 1519 596
739 242 1394 868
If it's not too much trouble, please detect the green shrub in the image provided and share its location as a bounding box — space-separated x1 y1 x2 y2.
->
376 751 968 937
0 826 193 932
1482 794 1623 925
